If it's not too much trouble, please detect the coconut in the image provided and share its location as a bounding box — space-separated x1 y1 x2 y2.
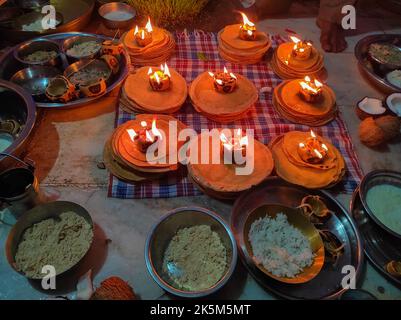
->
359 117 387 147
386 70 401 89
386 93 401 117
356 97 386 120
375 115 400 140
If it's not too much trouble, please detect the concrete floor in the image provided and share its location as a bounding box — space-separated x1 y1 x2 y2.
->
1 5 401 300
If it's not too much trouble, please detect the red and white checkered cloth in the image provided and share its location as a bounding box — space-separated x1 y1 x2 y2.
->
108 31 363 199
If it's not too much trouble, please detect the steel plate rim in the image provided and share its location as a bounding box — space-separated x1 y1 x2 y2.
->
231 176 364 300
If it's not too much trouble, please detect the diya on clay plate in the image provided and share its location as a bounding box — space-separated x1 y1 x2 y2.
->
273 77 338 126
121 64 188 114
187 130 275 200
270 130 346 189
121 18 176 66
104 114 187 182
271 36 325 79
189 68 258 123
218 12 271 65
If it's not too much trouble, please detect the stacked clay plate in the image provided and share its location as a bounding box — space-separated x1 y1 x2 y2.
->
218 24 271 64
271 41 324 79
187 132 275 200
270 131 346 189
121 67 187 114
273 80 338 126
104 114 187 182
121 27 175 66
189 71 258 123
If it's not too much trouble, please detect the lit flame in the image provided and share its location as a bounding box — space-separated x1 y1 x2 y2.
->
223 66 228 74
142 119 162 143
322 143 328 151
310 130 316 139
151 118 162 140
161 63 171 78
300 76 323 94
141 121 147 128
134 25 139 35
220 131 248 149
145 17 153 33
141 30 145 39
148 67 153 75
299 142 305 148
127 129 137 141
240 12 255 27
314 149 323 159
290 36 301 44
154 72 160 84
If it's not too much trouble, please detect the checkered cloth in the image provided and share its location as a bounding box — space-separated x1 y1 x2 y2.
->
108 31 363 199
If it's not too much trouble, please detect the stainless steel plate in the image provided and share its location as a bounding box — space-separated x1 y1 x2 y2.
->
350 187 401 288
231 177 363 300
0 32 131 109
355 34 401 93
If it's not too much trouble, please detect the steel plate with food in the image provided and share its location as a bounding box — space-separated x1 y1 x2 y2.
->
351 183 401 287
6 201 94 280
355 34 401 93
231 177 363 300
0 32 130 109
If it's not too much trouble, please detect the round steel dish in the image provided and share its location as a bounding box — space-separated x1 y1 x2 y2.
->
62 35 102 61
243 204 325 284
13 11 64 33
145 207 238 298
231 177 363 300
13 38 61 67
355 34 401 94
0 0 95 43
350 187 401 288
5 201 94 280
0 32 130 109
10 66 61 98
359 170 401 239
0 80 36 169
98 2 136 30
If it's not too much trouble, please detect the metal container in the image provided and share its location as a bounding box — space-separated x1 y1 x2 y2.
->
0 153 40 219
62 35 102 61
0 80 37 170
359 170 401 239
10 66 61 99
98 2 136 30
13 11 64 33
14 0 49 10
5 201 94 280
145 207 238 298
13 38 61 67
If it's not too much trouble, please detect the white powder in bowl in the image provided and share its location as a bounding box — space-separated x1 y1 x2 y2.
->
103 11 134 21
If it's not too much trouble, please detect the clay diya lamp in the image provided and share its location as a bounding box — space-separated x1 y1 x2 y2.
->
208 67 237 93
80 77 107 97
298 130 329 164
127 119 162 153
220 129 248 165
148 63 171 92
134 17 153 47
290 36 313 61
299 76 323 103
102 39 125 56
238 12 256 41
101 54 120 75
46 76 76 103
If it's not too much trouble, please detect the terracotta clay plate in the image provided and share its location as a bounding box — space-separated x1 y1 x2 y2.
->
231 177 363 300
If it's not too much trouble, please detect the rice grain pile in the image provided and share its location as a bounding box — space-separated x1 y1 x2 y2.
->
248 213 314 278
15 211 93 278
163 225 227 291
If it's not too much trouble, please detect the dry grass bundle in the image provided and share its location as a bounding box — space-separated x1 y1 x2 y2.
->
126 0 210 28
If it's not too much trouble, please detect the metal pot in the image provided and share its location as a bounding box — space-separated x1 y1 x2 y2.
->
0 153 41 219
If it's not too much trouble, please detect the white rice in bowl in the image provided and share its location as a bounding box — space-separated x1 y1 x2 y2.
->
248 213 315 278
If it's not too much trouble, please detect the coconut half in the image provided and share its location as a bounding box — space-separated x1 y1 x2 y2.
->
356 97 386 120
386 93 401 117
386 70 401 89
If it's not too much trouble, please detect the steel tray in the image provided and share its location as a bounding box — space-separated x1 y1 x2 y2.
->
231 177 363 300
0 32 131 109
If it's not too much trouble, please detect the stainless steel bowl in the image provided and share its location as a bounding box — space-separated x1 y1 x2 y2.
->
10 66 61 98
360 170 401 239
5 201 94 280
13 11 64 33
13 38 61 67
145 207 238 298
0 80 36 170
62 35 103 61
368 42 401 72
98 2 136 30
64 59 112 86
